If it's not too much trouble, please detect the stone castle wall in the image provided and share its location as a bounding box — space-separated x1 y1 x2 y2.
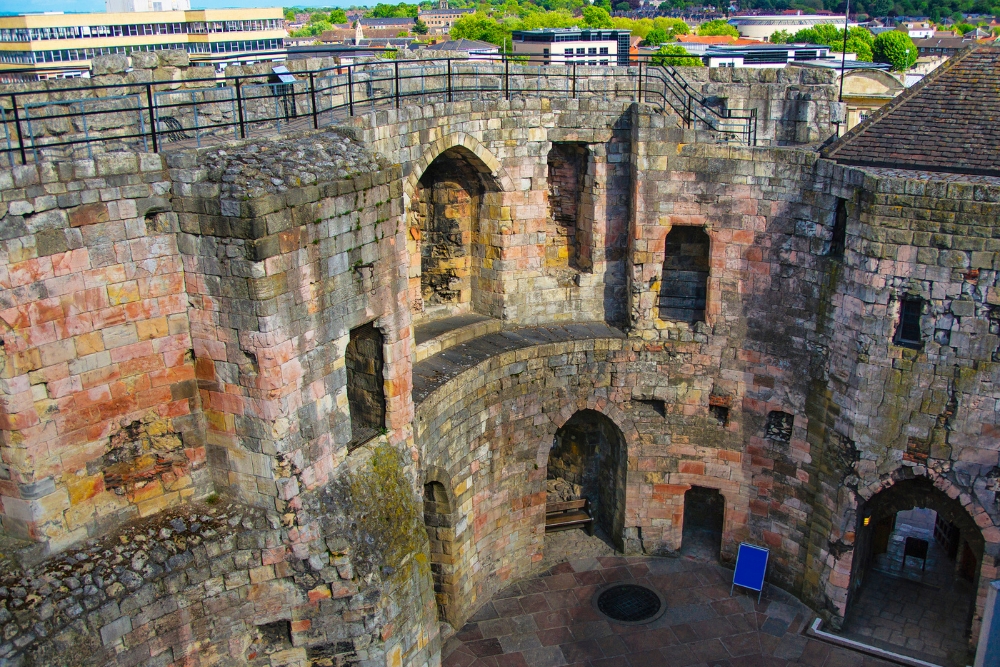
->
1 81 999 665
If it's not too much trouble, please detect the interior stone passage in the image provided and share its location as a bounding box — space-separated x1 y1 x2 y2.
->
345 322 386 449
546 142 590 273
659 226 710 322
415 153 483 314
682 486 726 561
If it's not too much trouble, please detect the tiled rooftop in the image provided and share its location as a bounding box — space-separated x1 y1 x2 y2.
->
823 45 1000 177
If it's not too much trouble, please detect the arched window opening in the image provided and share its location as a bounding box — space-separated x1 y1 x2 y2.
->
410 147 498 322
659 226 710 323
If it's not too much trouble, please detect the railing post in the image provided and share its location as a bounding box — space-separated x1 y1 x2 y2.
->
348 67 355 116
572 63 576 99
309 72 319 129
447 59 453 102
235 77 246 139
394 60 400 110
145 83 158 153
685 94 691 128
637 60 642 104
504 55 509 101
10 94 26 165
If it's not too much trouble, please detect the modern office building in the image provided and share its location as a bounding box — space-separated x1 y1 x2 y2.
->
0 8 286 79
727 13 848 42
701 42 838 67
511 28 631 66
106 0 191 12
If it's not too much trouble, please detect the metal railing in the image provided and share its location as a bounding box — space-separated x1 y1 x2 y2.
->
0 55 757 166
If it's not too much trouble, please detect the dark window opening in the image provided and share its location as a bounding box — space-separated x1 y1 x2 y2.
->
710 405 729 426
345 322 386 450
546 142 590 274
423 481 454 623
895 296 923 348
765 411 793 442
659 226 710 323
829 198 847 258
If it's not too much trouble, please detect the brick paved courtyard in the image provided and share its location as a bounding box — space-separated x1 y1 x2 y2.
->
442 533 899 667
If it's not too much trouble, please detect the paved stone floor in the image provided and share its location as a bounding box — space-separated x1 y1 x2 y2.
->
839 509 976 667
443 531 898 667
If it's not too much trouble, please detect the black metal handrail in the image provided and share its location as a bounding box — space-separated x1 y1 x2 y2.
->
0 54 757 166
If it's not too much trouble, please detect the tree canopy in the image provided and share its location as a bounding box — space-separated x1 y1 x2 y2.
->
872 30 918 70
697 19 740 37
651 44 704 66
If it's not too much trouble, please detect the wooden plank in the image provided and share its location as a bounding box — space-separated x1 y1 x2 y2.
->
546 511 592 527
546 499 587 513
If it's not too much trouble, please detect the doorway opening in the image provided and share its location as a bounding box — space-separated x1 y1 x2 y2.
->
423 480 455 625
843 478 981 667
545 410 627 547
680 486 725 561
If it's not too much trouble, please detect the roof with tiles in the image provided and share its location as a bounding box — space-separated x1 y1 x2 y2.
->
823 45 1000 177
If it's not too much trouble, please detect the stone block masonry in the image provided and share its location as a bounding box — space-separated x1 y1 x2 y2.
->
0 79 999 667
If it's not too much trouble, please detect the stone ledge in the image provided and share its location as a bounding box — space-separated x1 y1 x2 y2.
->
411 321 626 405
413 314 502 363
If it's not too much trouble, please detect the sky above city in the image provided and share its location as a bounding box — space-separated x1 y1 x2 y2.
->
0 0 364 13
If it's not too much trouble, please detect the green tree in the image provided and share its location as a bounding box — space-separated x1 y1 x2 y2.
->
450 12 510 44
368 3 421 18
697 19 739 37
954 22 976 33
642 27 669 45
770 28 792 43
614 2 630 11
651 44 703 66
413 17 429 33
329 8 348 23
284 8 296 21
595 0 613 10
582 6 614 28
870 0 892 15
872 30 917 70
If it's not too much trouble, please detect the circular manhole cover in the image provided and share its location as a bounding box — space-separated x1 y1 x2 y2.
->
593 583 665 625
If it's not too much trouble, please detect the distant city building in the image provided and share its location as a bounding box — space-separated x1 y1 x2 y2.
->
913 31 996 57
897 21 935 39
418 1 474 36
673 34 761 55
0 8 285 79
106 0 190 12
727 14 848 42
511 29 631 66
423 38 499 58
836 68 905 132
701 42 839 67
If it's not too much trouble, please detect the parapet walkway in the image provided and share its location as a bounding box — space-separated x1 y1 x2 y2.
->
411 321 625 405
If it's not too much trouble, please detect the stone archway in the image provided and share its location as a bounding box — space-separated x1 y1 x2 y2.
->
545 409 628 547
844 476 989 663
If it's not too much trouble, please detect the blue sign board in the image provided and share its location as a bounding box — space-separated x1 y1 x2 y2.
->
975 580 1000 667
731 543 769 603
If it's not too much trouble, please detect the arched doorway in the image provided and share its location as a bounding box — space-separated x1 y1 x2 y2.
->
546 410 627 546
844 477 982 666
409 147 500 322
